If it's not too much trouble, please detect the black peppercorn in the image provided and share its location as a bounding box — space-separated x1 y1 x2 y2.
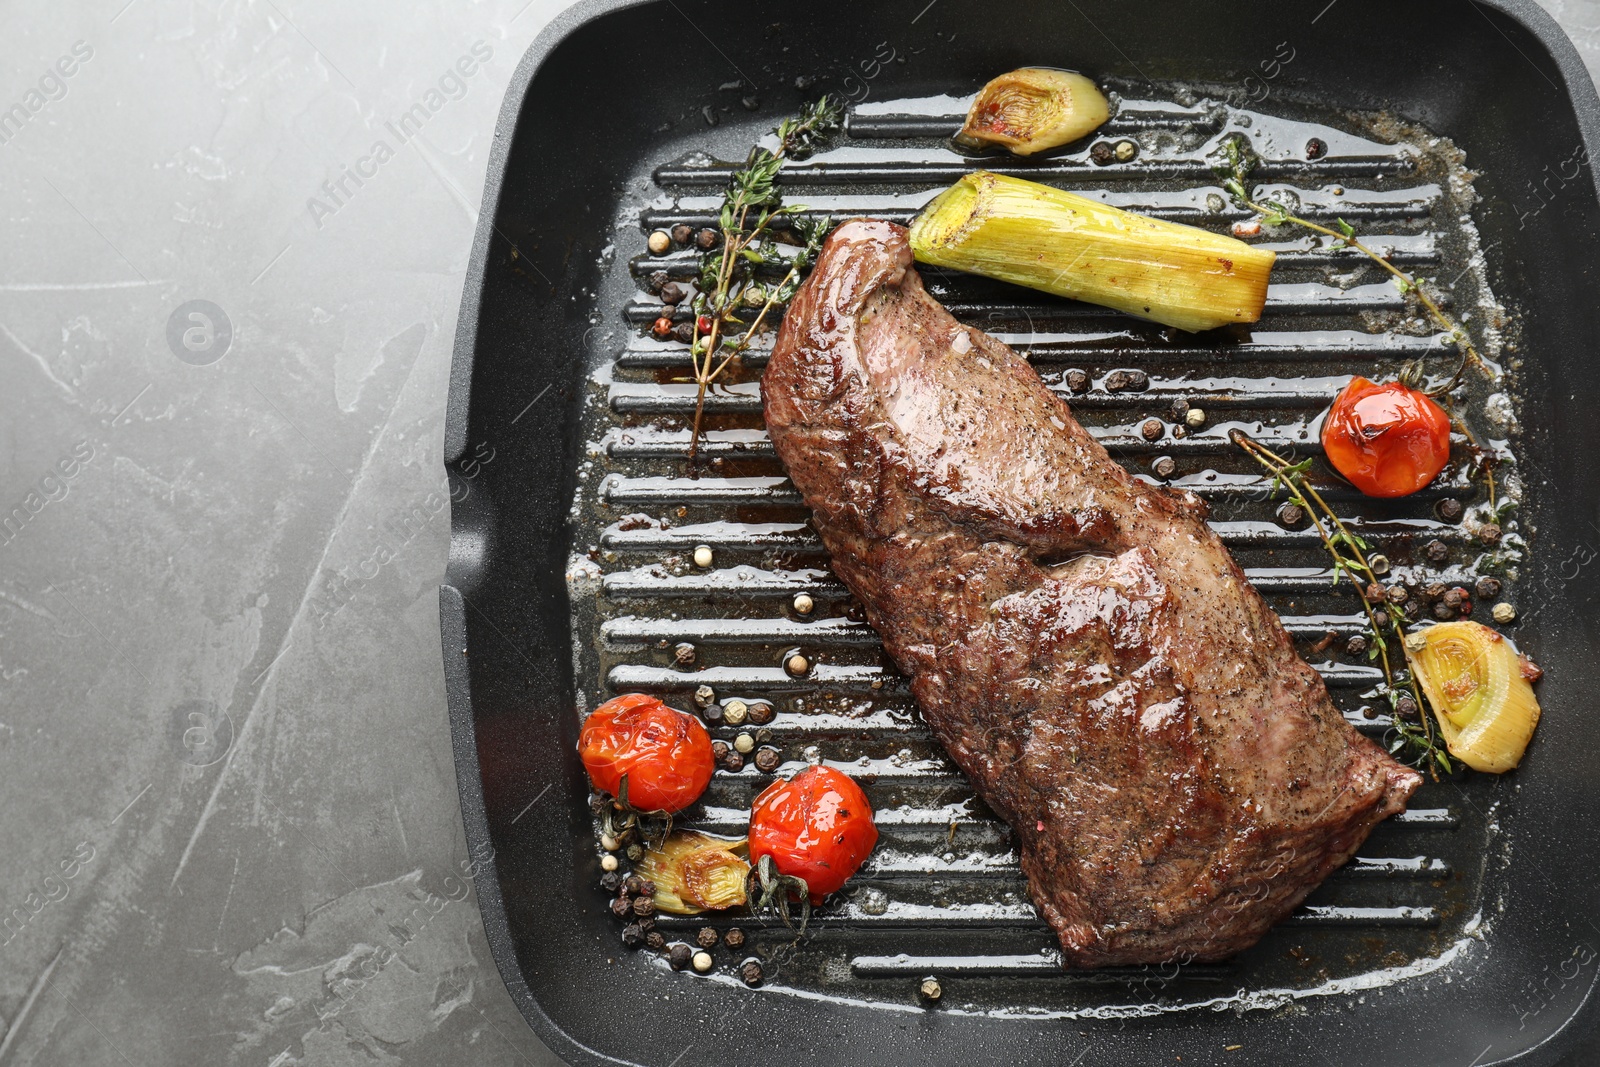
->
633 896 656 918
659 282 686 305
672 321 694 344
696 926 719 949
703 703 725 726
1152 456 1176 479
647 270 669 293
724 928 746 949
1362 704 1379 719
1423 582 1447 602
711 739 730 760
1479 523 1502 545
1065 368 1090 393
695 228 719 250
1441 587 1463 609
720 749 745 772
1433 602 1456 621
747 701 775 725
646 931 667 950
740 960 764 986
1089 141 1115 165
624 876 643 896
1140 418 1164 442
754 747 781 773
671 224 694 245
1170 398 1191 419
1437 498 1464 522
1396 695 1419 720
1475 576 1502 600
611 896 633 919
1386 584 1409 605
1277 503 1305 528
1403 599 1422 620
674 642 697 667
1346 635 1368 656
1365 582 1387 604
599 871 622 893
640 880 656 896
1103 369 1149 393
622 923 646 948
669 944 694 971
1425 539 1450 563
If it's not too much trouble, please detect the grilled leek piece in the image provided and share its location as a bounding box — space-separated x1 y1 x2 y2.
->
1408 622 1542 773
908 171 1276 332
636 831 750 915
955 68 1109 155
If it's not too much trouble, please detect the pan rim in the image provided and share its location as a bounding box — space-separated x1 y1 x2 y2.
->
442 1 1600 1063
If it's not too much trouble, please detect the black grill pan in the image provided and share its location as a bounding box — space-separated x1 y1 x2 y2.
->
443 1 1600 1063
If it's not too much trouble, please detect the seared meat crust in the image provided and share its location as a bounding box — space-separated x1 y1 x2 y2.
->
762 219 1421 967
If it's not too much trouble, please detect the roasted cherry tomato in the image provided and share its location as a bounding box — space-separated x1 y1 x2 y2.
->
748 765 878 903
1321 376 1451 498
578 694 714 814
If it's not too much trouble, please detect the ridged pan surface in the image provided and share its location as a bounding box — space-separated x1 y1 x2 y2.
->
576 92 1506 1009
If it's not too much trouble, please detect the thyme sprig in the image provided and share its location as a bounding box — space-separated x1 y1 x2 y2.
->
686 97 842 462
1214 135 1490 395
1231 431 1460 778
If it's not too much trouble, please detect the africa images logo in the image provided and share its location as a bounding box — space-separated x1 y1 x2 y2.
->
166 300 233 366
0 40 93 147
306 41 493 229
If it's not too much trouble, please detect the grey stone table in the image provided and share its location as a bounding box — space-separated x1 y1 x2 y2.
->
1 2 1596 1064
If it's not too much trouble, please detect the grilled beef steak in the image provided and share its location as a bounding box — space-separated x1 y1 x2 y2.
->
762 219 1422 967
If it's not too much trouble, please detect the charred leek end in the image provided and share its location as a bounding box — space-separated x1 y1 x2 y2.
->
956 68 1109 156
908 171 1277 333
636 831 750 915
1408 621 1542 773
